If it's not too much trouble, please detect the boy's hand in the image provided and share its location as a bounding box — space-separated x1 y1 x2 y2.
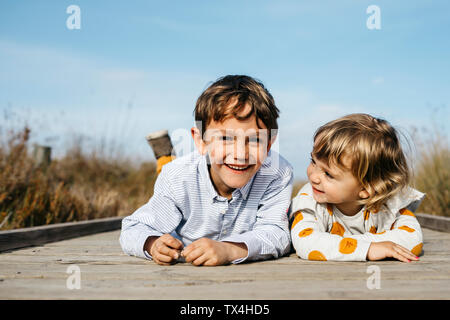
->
367 241 419 263
144 234 184 266
181 238 247 266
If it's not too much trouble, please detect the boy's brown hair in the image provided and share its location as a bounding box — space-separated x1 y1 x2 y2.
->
312 113 410 212
194 75 279 138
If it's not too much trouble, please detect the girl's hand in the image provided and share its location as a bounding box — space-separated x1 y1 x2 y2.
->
367 241 419 262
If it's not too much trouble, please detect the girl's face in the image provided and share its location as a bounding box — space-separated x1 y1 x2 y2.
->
307 154 369 216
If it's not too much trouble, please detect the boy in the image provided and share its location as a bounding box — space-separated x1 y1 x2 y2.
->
120 75 293 266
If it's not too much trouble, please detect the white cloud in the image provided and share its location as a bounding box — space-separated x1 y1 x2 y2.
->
372 76 384 85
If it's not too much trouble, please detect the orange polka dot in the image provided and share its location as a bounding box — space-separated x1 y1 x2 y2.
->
330 222 345 237
291 211 303 230
400 208 415 217
327 204 333 216
376 231 386 235
298 228 314 238
300 193 309 196
398 225 415 233
369 226 377 234
411 243 423 256
364 209 370 220
339 238 358 254
390 222 396 230
308 250 327 261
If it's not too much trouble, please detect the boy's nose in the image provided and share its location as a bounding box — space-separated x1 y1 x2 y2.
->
234 138 248 161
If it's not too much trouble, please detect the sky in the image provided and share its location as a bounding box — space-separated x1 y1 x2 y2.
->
1 0 449 180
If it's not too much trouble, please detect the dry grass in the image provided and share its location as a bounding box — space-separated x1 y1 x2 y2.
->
413 128 450 217
0 126 157 230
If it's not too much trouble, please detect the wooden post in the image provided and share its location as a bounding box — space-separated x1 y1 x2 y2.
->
32 144 51 168
146 130 176 174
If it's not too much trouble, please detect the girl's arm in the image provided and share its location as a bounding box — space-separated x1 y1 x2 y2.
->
349 207 423 256
290 189 372 262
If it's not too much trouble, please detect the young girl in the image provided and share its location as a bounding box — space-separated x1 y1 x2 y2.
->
290 113 425 262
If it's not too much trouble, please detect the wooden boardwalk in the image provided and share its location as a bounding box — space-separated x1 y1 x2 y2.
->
0 227 449 300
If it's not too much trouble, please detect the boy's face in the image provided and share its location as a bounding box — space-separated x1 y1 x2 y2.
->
307 153 369 216
192 104 273 199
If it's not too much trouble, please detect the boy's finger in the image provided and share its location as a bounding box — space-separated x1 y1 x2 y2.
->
158 245 181 259
181 243 195 257
191 253 209 266
184 247 204 263
153 251 175 264
161 235 184 250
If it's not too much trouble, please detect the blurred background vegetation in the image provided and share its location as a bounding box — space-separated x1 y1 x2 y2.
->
0 126 158 230
0 120 448 230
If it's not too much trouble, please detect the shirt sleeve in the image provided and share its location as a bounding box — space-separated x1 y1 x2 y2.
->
290 185 372 262
348 204 424 256
119 166 183 260
221 167 294 264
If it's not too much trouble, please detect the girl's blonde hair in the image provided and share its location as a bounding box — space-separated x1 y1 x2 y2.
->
313 113 410 212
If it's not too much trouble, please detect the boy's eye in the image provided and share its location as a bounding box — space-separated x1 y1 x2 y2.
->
248 136 260 144
220 136 233 142
325 171 334 179
310 157 316 165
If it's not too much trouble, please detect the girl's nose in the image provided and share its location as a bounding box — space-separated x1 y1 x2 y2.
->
308 166 321 184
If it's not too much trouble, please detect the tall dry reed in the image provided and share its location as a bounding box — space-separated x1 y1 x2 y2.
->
413 128 449 216
0 126 157 230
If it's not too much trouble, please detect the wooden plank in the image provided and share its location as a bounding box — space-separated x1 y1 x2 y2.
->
0 217 123 252
416 213 450 233
0 228 450 299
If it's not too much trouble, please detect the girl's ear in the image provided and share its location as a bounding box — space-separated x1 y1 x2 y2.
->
359 188 370 200
191 127 207 155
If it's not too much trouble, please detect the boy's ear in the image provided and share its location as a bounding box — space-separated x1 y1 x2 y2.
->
267 133 277 152
191 127 207 155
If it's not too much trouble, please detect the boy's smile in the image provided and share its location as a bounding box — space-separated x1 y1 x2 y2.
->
192 104 273 199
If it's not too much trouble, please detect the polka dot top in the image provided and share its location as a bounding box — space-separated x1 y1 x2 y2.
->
289 183 425 261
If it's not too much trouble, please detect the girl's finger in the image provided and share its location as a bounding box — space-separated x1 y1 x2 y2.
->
395 244 419 261
392 247 410 263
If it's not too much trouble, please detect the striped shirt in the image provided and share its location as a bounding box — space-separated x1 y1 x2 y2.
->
119 150 294 264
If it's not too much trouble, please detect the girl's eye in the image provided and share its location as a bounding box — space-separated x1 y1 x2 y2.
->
310 157 316 165
325 171 334 179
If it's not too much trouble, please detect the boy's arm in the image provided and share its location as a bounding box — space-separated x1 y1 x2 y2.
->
220 168 294 264
290 190 371 262
119 169 182 259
